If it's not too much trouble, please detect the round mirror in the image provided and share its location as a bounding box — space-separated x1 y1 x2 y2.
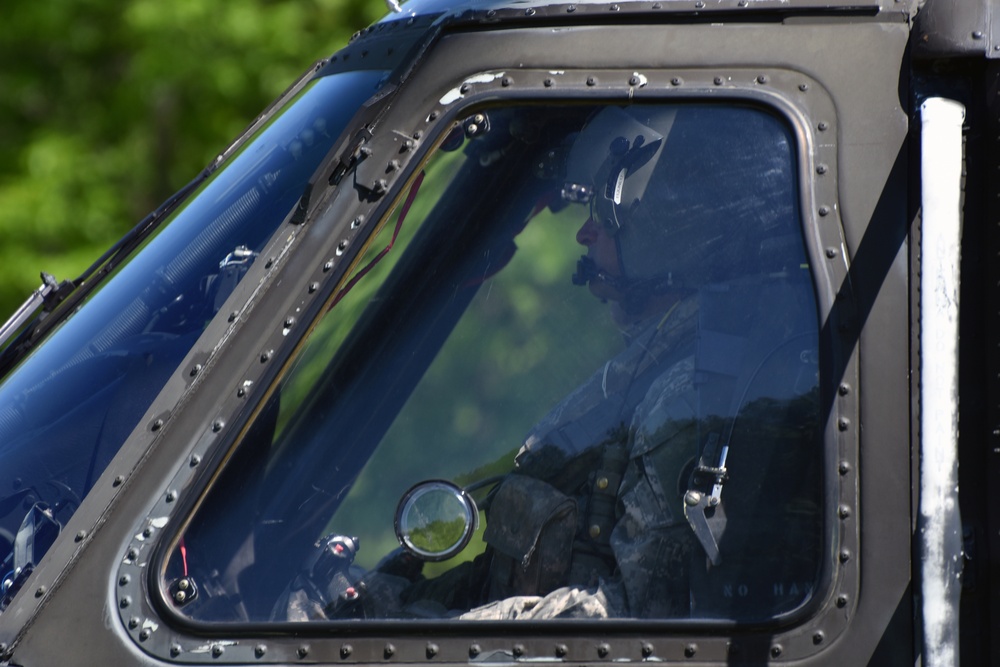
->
394 480 479 561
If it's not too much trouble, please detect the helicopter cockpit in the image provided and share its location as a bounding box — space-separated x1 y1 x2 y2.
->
162 101 825 625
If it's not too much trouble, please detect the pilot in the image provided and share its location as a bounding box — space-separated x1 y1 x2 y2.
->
376 104 798 621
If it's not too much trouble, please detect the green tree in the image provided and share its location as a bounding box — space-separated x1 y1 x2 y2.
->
0 0 386 319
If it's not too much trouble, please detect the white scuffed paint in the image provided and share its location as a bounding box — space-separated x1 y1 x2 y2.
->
439 72 506 105
919 97 965 667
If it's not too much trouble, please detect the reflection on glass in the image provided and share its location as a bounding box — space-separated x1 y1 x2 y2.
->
0 68 388 610
168 103 824 625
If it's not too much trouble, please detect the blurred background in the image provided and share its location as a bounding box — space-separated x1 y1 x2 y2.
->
0 0 386 320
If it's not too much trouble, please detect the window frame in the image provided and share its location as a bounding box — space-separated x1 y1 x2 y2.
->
116 41 858 666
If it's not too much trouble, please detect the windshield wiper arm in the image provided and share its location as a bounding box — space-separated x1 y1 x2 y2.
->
0 273 73 352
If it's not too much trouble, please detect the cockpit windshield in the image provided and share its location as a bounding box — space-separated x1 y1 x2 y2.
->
165 102 827 625
0 66 388 609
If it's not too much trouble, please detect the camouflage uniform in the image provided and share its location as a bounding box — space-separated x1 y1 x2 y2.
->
301 295 705 622
466 294 702 619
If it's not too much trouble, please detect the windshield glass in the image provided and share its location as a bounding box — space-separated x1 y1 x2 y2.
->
0 67 388 608
167 102 826 625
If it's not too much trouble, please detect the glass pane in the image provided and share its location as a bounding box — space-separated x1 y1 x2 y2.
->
0 68 388 610
168 103 823 624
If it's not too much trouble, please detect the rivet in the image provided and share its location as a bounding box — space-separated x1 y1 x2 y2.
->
610 3 620 10
212 644 224 658
813 631 825 644
695 0 705 7
127 547 139 561
567 4 577 11
502 77 512 87
264 258 274 269
359 146 373 159
825 248 837 258
641 643 654 658
544 78 554 87
771 645 782 658
428 111 439 120
671 77 682 86
323 260 334 272
597 643 610 658
629 75 640 85
596 477 609 490
836 594 849 607
261 350 273 363
840 549 852 563
299 645 310 659
757 74 768 84
799 83 810 91
340 644 352 659
120 595 132 609
174 590 187 603
34 585 46 598
426 642 439 658
373 180 388 195
413 131 423 140
469 644 482 658
309 282 319 293
486 9 496 17
139 629 151 641
213 420 224 432
818 121 829 131
819 205 830 216
388 160 400 172
838 417 850 431
143 527 153 538
587 76 597 86
75 530 87 542
284 316 296 328
684 643 697 658
460 83 470 94
119 575 131 587
513 644 525 657
839 461 851 475
166 490 177 502
189 364 202 377
713 76 723 85
128 616 139 629
402 139 415 152
255 644 268 658
738 0 748 5
228 311 238 322
653 1 662 7
525 7 536 15
114 475 125 487
973 30 985 39
555 644 568 657
839 505 851 519
151 419 163 432
589 524 602 538
384 643 396 659
170 644 182 657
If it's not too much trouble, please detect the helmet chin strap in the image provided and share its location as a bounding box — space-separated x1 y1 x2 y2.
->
572 256 678 317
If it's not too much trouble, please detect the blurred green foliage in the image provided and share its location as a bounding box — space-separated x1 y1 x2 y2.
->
0 0 386 320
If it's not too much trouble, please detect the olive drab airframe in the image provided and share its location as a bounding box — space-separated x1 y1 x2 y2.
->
0 0 993 664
